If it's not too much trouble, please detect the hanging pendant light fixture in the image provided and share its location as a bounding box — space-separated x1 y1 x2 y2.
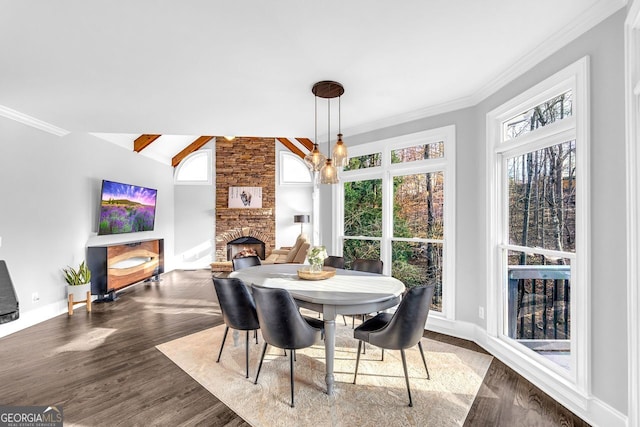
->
332 96 348 167
305 81 348 184
303 94 326 172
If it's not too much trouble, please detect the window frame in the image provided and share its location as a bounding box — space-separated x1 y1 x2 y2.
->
335 125 456 320
486 57 590 399
279 151 313 186
174 149 213 185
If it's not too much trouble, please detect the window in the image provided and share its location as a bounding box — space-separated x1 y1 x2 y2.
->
280 152 312 184
487 57 589 391
337 126 455 318
174 150 212 185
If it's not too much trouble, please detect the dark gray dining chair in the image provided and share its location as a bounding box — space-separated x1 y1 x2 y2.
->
212 277 261 378
232 255 261 271
353 284 435 407
324 255 345 269
252 284 324 408
352 258 383 274
351 258 384 328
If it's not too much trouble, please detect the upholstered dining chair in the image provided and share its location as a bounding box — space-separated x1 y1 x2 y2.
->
212 277 261 379
232 255 262 271
319 256 348 325
350 258 384 328
352 284 435 407
352 258 383 274
251 284 325 408
324 255 345 269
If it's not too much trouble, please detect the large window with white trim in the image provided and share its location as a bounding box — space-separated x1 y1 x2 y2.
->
487 57 589 388
337 126 455 317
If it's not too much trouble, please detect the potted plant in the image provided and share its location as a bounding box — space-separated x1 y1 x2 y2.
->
62 261 92 300
307 246 328 273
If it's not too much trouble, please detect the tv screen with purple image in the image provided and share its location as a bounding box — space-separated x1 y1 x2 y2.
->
98 180 157 235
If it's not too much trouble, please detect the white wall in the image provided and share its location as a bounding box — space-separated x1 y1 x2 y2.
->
275 144 313 249
328 8 628 422
0 117 175 337
173 142 215 269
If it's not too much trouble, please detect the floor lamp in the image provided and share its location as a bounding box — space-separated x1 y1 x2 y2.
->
293 215 310 235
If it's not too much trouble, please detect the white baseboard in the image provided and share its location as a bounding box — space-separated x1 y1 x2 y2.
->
426 317 628 427
0 300 74 339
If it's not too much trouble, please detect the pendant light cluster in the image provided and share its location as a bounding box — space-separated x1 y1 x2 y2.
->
304 81 348 184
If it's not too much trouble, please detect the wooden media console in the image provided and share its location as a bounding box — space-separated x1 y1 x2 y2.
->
87 238 164 301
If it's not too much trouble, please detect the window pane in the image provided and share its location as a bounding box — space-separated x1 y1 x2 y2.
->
393 172 443 239
506 250 571 370
344 153 382 171
507 141 576 252
392 241 443 312
503 91 573 141
175 151 210 182
391 141 444 163
343 239 380 269
281 153 312 183
344 179 383 237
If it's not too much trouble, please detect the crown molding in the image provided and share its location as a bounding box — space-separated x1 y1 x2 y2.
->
343 0 627 140
0 104 69 137
340 94 475 139
471 0 627 105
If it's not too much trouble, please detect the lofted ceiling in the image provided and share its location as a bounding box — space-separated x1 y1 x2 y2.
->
0 0 625 164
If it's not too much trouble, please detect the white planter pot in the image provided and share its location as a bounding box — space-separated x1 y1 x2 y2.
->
67 283 91 301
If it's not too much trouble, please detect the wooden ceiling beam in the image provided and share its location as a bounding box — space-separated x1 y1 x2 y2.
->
277 137 306 159
296 138 314 151
134 134 161 152
172 136 214 167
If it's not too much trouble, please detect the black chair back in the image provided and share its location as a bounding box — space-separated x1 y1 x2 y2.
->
324 256 345 269
352 258 383 274
368 285 435 350
212 278 260 331
232 255 262 271
251 284 321 350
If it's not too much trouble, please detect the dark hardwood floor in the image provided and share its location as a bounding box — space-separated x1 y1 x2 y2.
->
0 269 588 426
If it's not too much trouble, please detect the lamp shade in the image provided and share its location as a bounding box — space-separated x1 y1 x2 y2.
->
294 215 310 224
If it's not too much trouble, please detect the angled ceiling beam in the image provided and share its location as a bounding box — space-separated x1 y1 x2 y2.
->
277 137 306 159
172 135 214 167
296 138 314 151
134 134 161 152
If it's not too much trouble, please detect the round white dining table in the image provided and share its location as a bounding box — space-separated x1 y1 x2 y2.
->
230 263 405 395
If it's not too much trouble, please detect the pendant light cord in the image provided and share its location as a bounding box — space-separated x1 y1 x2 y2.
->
327 96 331 157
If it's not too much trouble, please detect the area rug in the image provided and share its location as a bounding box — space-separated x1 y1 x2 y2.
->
157 323 492 427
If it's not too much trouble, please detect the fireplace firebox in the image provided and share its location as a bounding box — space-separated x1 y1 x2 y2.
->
227 236 266 260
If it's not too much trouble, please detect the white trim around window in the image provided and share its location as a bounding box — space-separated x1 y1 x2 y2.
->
486 56 590 410
626 3 640 427
174 149 213 185
335 125 456 321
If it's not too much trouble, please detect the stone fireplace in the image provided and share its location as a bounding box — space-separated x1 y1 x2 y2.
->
215 137 276 262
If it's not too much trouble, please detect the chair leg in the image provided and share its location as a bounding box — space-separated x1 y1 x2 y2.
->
254 329 258 345
342 315 347 326
353 340 363 384
245 330 250 379
418 341 430 380
254 342 268 384
290 349 295 408
381 348 384 361
216 326 229 363
400 349 413 407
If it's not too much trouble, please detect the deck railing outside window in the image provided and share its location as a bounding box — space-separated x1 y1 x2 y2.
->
507 265 570 341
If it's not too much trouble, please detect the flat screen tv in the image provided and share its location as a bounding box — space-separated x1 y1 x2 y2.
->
98 180 157 235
